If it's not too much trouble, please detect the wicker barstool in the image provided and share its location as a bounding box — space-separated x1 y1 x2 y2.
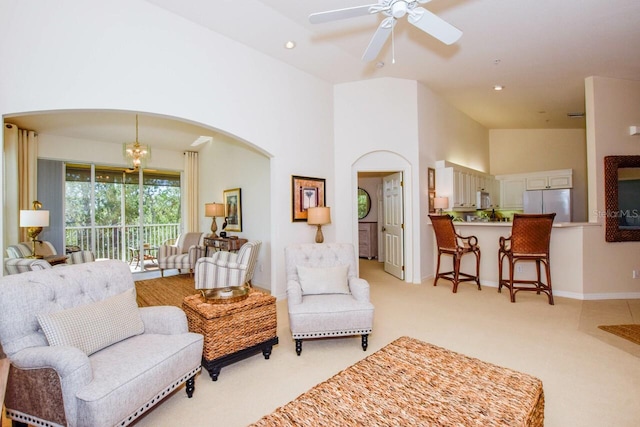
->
429 215 481 293
498 213 556 305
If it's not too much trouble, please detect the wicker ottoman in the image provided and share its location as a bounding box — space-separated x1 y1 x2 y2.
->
250 336 544 426
182 289 278 381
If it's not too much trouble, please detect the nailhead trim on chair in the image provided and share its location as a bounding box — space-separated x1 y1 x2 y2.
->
292 328 373 339
4 409 62 427
116 366 201 427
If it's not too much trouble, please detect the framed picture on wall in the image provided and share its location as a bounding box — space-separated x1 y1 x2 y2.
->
428 167 436 191
429 191 436 213
292 175 326 222
223 188 242 232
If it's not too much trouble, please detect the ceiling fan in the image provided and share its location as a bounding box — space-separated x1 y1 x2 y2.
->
309 0 462 62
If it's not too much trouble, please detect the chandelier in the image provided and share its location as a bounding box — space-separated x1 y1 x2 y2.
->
123 114 151 170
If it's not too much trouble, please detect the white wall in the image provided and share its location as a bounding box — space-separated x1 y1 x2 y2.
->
417 83 490 281
489 129 588 221
335 78 490 284
0 0 334 299
197 135 271 288
583 76 640 297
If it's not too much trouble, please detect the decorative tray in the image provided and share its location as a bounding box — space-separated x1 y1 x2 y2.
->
201 286 250 304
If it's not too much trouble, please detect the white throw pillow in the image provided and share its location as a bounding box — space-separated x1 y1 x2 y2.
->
297 264 350 295
37 288 144 356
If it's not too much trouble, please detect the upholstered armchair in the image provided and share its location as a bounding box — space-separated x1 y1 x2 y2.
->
6 241 95 267
157 232 206 277
194 240 262 289
3 257 52 275
285 243 374 356
0 260 203 427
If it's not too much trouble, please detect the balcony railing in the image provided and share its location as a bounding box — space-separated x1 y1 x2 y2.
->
65 223 180 262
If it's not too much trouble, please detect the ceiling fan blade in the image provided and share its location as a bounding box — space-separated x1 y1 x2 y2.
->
309 4 378 24
408 7 462 45
362 17 395 62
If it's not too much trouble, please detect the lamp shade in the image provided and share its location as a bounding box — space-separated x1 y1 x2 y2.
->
20 210 50 227
433 197 449 210
307 206 331 225
205 203 225 217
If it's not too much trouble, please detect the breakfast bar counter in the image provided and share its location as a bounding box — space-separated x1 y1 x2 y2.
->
429 221 601 299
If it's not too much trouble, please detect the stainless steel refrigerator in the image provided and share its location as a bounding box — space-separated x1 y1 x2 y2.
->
523 189 572 222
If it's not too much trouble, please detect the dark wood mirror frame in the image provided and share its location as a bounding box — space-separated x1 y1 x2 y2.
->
604 155 640 242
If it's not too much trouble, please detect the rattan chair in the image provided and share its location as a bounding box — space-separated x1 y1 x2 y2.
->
498 213 556 305
429 215 481 293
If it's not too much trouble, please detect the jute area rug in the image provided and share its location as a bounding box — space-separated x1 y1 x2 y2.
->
598 324 640 346
135 274 199 308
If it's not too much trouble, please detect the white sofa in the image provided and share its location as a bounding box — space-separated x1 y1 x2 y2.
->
0 260 203 427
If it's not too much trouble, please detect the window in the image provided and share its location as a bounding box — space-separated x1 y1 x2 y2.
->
65 164 181 270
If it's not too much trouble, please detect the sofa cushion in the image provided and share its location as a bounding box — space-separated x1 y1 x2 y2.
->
37 288 144 355
297 264 350 295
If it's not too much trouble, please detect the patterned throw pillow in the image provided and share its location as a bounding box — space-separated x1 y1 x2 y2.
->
37 288 144 355
297 264 350 295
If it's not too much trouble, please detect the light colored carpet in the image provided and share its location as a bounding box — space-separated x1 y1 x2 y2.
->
129 260 640 427
3 261 639 426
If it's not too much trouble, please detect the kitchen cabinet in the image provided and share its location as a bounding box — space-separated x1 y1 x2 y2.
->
435 161 494 211
497 169 572 209
500 177 526 209
525 171 573 190
358 222 378 259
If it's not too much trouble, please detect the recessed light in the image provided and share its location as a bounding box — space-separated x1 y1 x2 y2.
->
493 85 504 91
284 40 296 49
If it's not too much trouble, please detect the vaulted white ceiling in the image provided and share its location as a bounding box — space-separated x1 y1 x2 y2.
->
6 0 640 151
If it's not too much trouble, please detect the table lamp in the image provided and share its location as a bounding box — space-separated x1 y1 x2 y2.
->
205 203 226 237
20 201 50 258
434 197 449 215
307 206 331 243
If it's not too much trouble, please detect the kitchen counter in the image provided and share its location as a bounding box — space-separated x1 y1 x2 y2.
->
453 221 599 228
428 220 602 299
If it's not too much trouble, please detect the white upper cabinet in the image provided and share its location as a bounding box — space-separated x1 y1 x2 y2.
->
497 169 573 209
500 177 526 209
525 171 573 190
435 161 493 211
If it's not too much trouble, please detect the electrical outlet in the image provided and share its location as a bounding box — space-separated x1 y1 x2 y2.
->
633 270 639 279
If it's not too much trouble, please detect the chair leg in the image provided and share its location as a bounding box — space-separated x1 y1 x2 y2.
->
295 339 302 356
475 250 482 290
160 268 164 277
452 254 461 293
185 375 196 398
361 334 369 351
433 253 442 287
509 261 516 303
545 259 554 305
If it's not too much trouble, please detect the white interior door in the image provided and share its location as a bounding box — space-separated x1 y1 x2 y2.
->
382 172 404 280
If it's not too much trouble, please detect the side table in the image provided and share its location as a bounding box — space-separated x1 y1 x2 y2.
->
182 289 278 381
203 237 248 257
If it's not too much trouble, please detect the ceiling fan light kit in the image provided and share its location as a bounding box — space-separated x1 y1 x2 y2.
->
309 0 462 62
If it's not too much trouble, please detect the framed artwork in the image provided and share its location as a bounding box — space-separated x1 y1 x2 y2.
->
429 191 436 214
223 188 242 232
428 167 436 191
292 175 326 222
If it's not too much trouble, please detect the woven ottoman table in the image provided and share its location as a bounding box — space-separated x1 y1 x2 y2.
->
182 289 278 381
250 336 544 426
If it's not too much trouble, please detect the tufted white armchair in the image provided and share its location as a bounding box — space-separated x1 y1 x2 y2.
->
285 243 374 356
